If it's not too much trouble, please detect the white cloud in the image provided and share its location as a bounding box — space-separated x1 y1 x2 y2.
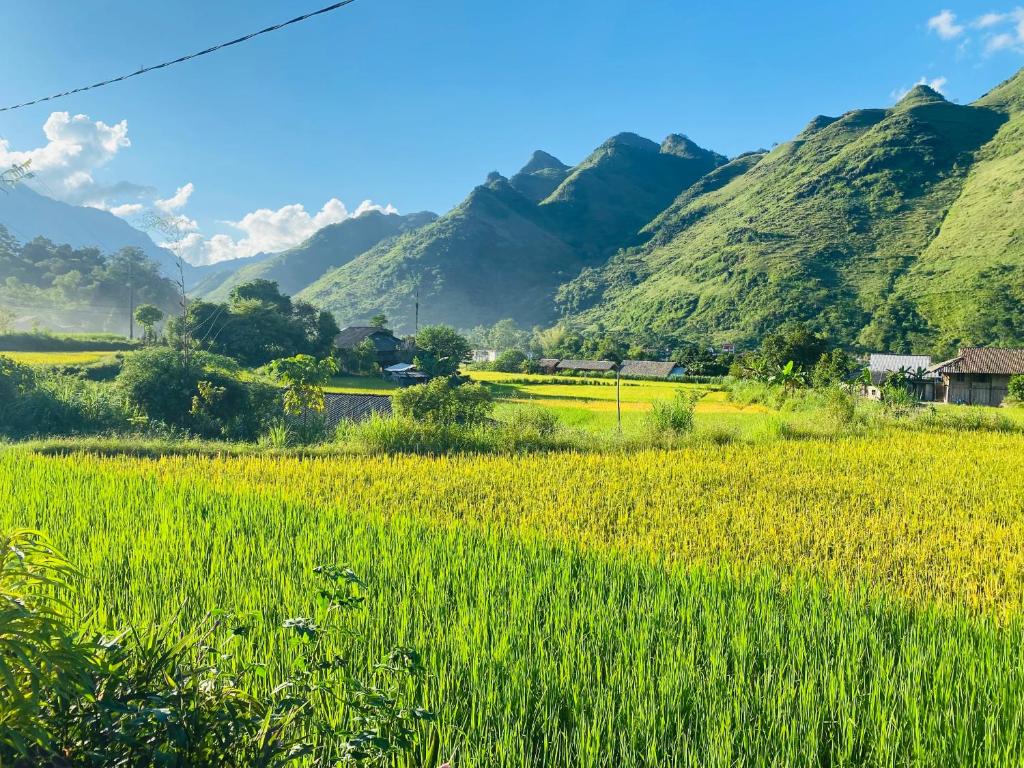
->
0 111 141 206
155 182 194 213
164 198 400 265
930 7 1024 54
108 203 144 217
928 9 965 39
891 75 949 101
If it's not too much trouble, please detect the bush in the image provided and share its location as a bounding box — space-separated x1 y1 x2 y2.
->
392 378 493 426
1009 375 1024 403
117 348 280 440
0 529 434 767
492 349 529 373
646 391 697 436
0 357 132 438
0 332 138 352
347 414 493 454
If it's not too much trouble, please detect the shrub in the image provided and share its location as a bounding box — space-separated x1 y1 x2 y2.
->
0 332 137 352
0 529 435 767
646 391 697 436
117 348 280 440
1009 375 1024 403
492 349 529 373
392 378 493 426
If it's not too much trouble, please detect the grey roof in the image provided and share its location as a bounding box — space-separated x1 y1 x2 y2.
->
334 326 401 350
619 360 677 379
538 358 560 368
555 359 617 372
867 354 937 384
384 363 416 372
930 347 1024 375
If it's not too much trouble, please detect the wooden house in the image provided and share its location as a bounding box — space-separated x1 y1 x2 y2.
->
864 353 938 401
929 348 1024 406
618 360 678 380
334 326 408 368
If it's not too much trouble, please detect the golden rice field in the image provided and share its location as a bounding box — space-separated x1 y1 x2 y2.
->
1 350 113 365
2 430 1024 765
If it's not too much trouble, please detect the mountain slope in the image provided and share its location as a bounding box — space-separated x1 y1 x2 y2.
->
539 133 726 258
299 135 727 331
0 185 180 277
195 210 437 301
298 175 581 330
563 84 1011 352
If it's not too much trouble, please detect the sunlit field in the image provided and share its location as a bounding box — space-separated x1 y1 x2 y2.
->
4 429 1024 766
1 350 114 366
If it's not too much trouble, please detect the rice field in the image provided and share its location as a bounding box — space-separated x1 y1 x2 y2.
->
3 429 1024 766
2 350 114 366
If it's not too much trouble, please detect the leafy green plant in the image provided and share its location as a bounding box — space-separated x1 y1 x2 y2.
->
646 390 697 437
392 378 493 426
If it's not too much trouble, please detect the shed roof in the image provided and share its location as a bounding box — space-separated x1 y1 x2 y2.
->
930 347 1024 375
867 354 938 384
618 360 677 379
538 358 560 368
334 326 400 349
384 363 416 372
555 359 617 372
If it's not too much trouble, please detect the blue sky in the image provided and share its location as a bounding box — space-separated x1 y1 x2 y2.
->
1 0 1023 262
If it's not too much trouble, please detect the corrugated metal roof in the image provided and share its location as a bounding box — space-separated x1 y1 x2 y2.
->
555 359 617 372
931 347 1024 375
867 354 933 372
619 360 677 379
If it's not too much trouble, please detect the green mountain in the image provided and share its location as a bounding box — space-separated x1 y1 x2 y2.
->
298 135 728 331
562 79 1022 353
194 210 436 302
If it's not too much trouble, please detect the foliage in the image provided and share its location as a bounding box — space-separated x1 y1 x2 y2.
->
0 232 179 333
0 306 13 334
758 323 829 370
491 348 529 373
369 313 388 328
116 347 279 440
646 390 697 436
392 377 493 426
1008 374 1024 403
414 325 471 378
133 303 164 343
168 281 340 367
466 319 531 354
0 331 138 352
0 529 434 766
268 355 339 416
811 348 862 388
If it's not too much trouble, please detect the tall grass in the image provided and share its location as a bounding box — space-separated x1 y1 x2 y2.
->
1 432 1023 765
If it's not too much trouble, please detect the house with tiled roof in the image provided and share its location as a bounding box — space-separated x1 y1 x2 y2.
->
929 348 1024 406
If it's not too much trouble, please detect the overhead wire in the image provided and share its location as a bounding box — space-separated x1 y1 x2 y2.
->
0 1 361 113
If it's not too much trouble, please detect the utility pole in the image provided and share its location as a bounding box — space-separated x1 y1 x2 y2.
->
414 286 420 335
616 362 622 434
127 257 135 340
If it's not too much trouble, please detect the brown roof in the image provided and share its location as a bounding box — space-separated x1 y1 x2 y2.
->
556 359 617 372
930 347 1024 375
538 358 560 368
618 360 677 379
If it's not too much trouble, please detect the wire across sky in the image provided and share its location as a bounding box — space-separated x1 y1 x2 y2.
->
0 0 361 113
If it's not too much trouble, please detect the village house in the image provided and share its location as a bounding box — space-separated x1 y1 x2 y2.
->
929 347 1024 406
537 358 561 374
556 359 617 374
383 362 430 386
864 353 939 401
618 360 686 380
334 326 408 368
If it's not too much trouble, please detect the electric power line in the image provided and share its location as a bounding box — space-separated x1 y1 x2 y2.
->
0 0 361 113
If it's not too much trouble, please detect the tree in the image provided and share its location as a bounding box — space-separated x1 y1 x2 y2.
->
267 355 339 417
760 322 828 370
811 349 861 388
492 349 528 373
229 279 292 315
392 378 493 426
116 347 277 439
414 325 471 378
369 313 388 329
0 306 14 335
134 304 164 344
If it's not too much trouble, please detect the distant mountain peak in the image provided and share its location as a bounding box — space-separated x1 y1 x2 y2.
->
896 84 947 109
601 132 660 152
660 133 713 159
796 115 839 139
485 170 507 186
974 65 1024 112
518 150 568 175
